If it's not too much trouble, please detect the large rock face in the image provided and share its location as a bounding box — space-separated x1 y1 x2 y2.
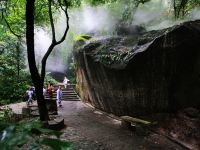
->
74 20 200 116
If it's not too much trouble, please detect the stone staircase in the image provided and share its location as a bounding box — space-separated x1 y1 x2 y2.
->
45 84 80 101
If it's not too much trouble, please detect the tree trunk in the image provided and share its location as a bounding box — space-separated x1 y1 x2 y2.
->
26 0 49 122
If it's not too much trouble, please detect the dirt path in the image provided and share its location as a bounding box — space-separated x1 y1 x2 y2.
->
58 101 186 150
6 101 187 150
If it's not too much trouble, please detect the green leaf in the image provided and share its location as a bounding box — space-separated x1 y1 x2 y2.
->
17 121 42 133
0 125 29 150
75 34 92 41
29 142 40 150
34 128 62 138
39 138 72 150
0 122 11 131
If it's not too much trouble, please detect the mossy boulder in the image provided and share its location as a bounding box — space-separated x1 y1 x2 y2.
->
74 20 200 116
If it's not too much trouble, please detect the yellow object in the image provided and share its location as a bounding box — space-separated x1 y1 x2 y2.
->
120 116 151 125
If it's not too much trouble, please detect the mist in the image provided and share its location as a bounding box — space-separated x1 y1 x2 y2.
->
189 7 200 20
34 27 50 70
33 4 118 74
132 0 200 30
131 0 177 30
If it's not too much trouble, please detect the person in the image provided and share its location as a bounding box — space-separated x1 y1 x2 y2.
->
56 86 63 107
47 81 54 99
32 86 36 100
63 77 69 88
47 80 51 89
27 87 33 105
43 87 46 97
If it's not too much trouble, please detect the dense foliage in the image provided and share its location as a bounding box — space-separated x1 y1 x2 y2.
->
0 0 62 105
0 119 72 150
0 31 30 105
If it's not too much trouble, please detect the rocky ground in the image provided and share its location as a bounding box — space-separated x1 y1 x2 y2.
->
153 108 200 150
2 101 199 150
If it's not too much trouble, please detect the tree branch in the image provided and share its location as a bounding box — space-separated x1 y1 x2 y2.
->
41 0 69 82
48 0 56 43
2 11 22 38
55 0 69 45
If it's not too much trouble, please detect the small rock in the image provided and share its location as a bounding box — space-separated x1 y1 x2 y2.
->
183 107 199 118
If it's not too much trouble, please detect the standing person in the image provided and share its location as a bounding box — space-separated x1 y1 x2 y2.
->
43 87 46 97
47 81 54 99
47 80 51 90
56 86 63 107
27 87 33 105
63 77 69 88
32 86 36 100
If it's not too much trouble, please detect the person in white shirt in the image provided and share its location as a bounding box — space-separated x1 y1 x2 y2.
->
56 86 63 107
43 87 46 96
27 87 33 105
63 77 69 88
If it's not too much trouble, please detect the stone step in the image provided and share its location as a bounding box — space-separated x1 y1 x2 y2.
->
45 95 80 98
62 91 76 93
52 86 73 89
61 91 76 93
54 87 74 90
53 84 75 87
63 93 77 95
62 89 74 91
65 97 78 99
59 99 80 101
45 97 79 100
45 94 75 97
63 95 77 97
46 93 77 96
63 96 78 98
45 84 80 101
45 97 80 101
62 93 77 95
45 93 76 96
45 90 76 93
65 96 80 98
